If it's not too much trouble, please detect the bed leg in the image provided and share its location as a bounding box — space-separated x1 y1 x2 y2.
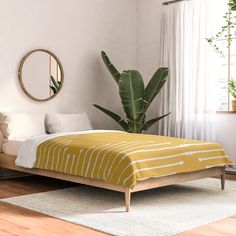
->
125 188 131 212
221 170 225 190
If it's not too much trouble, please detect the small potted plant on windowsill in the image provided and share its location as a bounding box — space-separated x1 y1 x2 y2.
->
229 79 236 111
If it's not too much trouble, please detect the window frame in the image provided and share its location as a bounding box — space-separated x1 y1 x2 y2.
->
216 7 236 113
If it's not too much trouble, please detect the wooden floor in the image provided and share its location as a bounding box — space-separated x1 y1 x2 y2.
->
0 175 108 236
0 174 236 236
0 175 76 199
0 202 108 236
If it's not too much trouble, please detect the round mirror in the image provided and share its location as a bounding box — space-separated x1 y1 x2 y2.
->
18 49 64 102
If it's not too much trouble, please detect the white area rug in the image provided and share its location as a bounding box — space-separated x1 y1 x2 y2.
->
2 178 236 236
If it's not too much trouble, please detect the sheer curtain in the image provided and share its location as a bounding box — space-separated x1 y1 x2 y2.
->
158 0 223 141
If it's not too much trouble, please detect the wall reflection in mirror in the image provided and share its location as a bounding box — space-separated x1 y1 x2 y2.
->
18 49 64 102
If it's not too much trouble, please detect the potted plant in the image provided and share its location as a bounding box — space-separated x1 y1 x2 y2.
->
206 0 236 55
229 80 236 111
93 51 170 134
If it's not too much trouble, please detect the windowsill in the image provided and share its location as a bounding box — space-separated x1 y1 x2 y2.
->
217 111 236 114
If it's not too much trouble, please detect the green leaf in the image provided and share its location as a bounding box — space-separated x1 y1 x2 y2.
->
119 70 145 133
144 68 168 111
93 104 129 131
101 51 121 85
142 113 171 132
50 76 59 90
229 80 236 99
231 3 236 10
206 38 212 43
49 85 57 94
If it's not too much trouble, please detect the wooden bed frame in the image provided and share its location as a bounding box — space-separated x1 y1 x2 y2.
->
0 153 226 212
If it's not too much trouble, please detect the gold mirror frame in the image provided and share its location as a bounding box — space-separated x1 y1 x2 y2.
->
18 49 64 102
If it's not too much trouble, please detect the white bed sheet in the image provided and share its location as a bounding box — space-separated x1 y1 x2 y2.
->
15 130 122 169
2 140 24 156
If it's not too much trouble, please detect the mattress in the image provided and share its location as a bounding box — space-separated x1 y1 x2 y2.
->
15 131 232 188
2 140 24 156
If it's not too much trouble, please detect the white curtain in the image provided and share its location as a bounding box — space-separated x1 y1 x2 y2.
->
158 0 223 141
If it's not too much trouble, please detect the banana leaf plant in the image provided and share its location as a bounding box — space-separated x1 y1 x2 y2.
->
93 51 170 133
49 76 61 94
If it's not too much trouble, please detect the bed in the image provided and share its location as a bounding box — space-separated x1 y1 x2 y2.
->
0 130 232 212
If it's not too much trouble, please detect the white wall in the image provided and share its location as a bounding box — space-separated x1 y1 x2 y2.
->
138 0 163 79
138 0 236 162
216 114 236 161
0 0 138 130
137 0 164 131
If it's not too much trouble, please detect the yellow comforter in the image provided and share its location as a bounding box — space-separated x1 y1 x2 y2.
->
34 132 232 188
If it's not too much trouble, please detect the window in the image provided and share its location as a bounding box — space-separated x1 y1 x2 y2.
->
217 32 236 111
214 6 236 112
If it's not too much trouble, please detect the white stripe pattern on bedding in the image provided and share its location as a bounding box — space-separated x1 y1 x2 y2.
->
17 131 232 188
115 149 225 184
122 161 185 185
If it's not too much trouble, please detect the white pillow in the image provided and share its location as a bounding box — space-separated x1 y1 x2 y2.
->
0 112 46 140
45 113 93 134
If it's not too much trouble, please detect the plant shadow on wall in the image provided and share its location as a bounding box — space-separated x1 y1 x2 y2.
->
93 51 170 134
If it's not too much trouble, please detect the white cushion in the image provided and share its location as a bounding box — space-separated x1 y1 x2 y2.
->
0 112 46 140
45 113 92 134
